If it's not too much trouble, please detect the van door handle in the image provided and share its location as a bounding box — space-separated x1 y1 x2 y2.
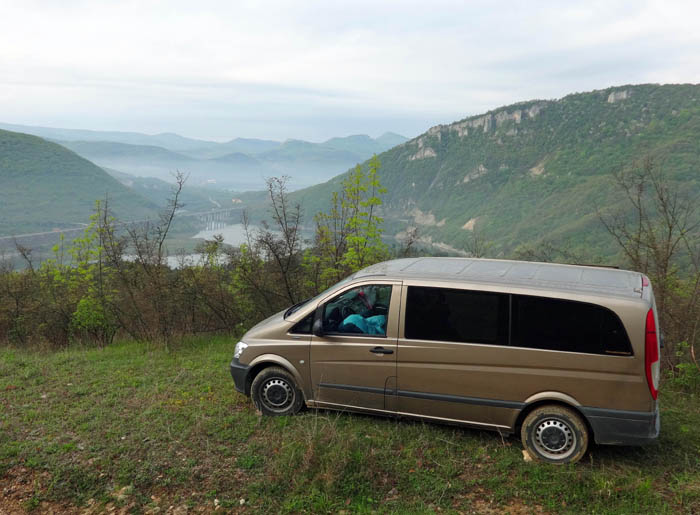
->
370 347 394 355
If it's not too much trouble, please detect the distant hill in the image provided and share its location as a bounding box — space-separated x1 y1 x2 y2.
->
258 139 361 166
0 130 158 236
54 140 271 190
252 135 410 186
0 124 408 190
289 84 700 258
375 132 410 149
185 138 281 159
0 123 217 153
59 140 196 165
104 168 238 213
321 133 408 156
210 152 263 166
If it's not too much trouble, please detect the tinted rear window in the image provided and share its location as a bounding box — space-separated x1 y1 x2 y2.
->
405 286 508 345
511 295 632 355
404 287 632 356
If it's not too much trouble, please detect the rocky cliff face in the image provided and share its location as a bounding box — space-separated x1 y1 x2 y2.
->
292 83 700 258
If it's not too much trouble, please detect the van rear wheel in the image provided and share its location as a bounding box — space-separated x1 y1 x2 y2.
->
251 366 304 416
521 405 589 464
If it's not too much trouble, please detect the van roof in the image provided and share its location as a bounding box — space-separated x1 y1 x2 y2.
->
355 257 643 299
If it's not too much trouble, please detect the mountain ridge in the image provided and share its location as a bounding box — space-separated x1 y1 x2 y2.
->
0 122 408 189
287 83 700 258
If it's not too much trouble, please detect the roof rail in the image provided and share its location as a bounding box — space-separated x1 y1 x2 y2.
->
567 263 620 270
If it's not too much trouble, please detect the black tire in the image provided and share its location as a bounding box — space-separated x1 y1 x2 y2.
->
250 366 304 416
521 405 589 464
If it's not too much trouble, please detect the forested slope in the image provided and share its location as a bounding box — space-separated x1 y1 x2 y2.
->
0 130 157 235
291 84 700 257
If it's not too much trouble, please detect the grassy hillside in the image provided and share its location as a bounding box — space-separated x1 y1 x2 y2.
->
1 337 698 513
0 130 157 236
289 84 700 258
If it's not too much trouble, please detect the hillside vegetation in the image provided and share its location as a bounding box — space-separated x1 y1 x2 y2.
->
0 130 158 236
290 84 700 258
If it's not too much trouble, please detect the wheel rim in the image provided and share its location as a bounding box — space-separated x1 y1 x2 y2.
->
534 417 576 460
260 377 295 413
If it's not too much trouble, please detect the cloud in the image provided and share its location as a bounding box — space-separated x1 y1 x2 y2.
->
1 0 699 140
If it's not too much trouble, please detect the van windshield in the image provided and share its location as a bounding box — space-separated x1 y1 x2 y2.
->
283 275 355 319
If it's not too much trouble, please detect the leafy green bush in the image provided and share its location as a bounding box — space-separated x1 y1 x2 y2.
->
70 296 117 347
666 342 700 392
667 362 700 392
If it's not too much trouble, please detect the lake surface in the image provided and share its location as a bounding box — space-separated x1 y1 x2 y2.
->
193 223 253 247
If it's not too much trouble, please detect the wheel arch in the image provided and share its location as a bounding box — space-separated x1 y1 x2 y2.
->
514 393 594 440
245 354 306 400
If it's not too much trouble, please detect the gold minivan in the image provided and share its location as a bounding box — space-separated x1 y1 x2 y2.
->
230 257 661 464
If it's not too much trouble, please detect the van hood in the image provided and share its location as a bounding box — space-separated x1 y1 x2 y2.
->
242 308 289 340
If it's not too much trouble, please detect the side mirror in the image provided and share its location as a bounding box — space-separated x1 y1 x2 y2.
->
312 317 324 337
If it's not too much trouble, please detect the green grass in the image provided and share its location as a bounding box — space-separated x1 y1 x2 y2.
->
1 337 699 513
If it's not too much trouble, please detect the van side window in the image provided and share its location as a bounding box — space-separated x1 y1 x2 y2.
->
322 284 392 336
511 295 633 355
405 286 508 345
290 313 314 334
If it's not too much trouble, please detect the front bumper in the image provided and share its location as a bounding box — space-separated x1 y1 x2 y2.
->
229 357 251 395
582 405 660 446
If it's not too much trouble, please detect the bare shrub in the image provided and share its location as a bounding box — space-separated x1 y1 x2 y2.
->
599 157 700 371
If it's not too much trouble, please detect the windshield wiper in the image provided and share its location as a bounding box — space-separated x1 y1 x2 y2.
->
284 298 311 318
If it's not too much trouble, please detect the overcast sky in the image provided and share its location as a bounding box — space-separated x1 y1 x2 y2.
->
1 0 699 142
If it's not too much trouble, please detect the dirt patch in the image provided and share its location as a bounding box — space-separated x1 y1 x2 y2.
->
462 164 488 184
0 466 78 515
0 467 217 514
462 218 478 231
409 147 437 160
472 498 547 513
410 208 438 226
529 161 545 177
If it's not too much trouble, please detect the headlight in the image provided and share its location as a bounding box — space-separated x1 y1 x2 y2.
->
233 341 248 360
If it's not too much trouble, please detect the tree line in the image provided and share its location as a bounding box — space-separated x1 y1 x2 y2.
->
0 155 698 388
0 156 406 348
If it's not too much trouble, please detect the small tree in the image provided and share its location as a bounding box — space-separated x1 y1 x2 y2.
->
464 226 492 258
257 176 305 305
232 176 306 317
309 155 389 290
101 171 187 343
341 155 389 271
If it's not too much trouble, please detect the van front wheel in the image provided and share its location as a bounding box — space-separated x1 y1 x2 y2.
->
521 405 589 464
251 366 304 416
